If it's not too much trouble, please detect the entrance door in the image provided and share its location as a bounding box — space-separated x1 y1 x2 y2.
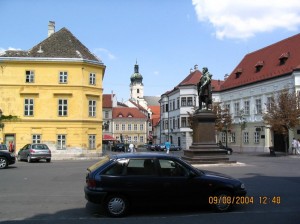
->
273 132 287 153
5 134 16 152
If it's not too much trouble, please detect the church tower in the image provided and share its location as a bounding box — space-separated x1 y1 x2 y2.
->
130 61 144 100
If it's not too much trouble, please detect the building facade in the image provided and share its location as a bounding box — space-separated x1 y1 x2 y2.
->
160 34 300 153
112 107 148 146
218 33 300 153
0 22 106 154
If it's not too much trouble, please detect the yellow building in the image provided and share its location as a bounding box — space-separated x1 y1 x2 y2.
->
0 22 106 156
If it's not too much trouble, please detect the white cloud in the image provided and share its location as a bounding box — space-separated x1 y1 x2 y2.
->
0 47 22 55
93 48 116 60
192 0 300 40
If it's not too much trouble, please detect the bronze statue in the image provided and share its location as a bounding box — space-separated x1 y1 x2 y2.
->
197 67 212 110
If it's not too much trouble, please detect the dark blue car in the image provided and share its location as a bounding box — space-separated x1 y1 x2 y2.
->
84 153 246 217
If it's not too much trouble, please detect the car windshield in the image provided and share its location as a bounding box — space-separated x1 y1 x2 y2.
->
0 145 8 150
32 144 49 150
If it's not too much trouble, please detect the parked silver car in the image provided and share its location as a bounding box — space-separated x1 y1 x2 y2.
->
17 144 51 163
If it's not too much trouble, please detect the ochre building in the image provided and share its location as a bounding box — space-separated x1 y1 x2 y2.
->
0 22 106 155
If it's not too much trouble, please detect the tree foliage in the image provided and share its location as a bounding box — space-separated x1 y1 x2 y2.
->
263 88 300 135
212 103 232 132
1 114 19 121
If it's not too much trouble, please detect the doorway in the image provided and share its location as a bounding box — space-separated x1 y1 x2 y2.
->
4 134 16 152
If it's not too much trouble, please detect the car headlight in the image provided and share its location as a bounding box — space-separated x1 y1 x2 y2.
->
10 153 16 157
240 183 245 189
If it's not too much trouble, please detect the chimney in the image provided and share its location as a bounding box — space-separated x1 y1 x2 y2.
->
194 64 198 70
224 74 229 80
48 21 55 37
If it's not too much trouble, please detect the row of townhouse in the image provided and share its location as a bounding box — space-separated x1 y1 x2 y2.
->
158 34 300 153
0 22 106 154
102 94 149 146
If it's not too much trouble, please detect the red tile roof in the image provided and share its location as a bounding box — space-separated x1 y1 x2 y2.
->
148 105 160 116
221 33 300 90
112 107 148 119
103 94 113 108
148 105 160 126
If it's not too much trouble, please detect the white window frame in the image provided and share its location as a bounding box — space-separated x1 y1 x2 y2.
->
254 131 260 143
25 70 34 83
230 132 236 143
32 134 41 144
89 135 96 149
89 73 96 85
58 99 68 116
89 100 96 117
59 71 68 83
244 100 250 115
234 102 240 117
140 136 144 143
255 98 262 114
243 132 249 143
24 98 34 116
57 134 66 150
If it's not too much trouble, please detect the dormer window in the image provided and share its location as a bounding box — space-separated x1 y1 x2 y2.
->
235 68 243 78
279 52 289 65
255 61 264 72
118 114 123 117
128 114 133 118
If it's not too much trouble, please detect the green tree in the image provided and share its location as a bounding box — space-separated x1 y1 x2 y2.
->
213 103 232 147
263 88 300 154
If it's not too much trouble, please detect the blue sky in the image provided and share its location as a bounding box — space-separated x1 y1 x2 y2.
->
2 0 300 102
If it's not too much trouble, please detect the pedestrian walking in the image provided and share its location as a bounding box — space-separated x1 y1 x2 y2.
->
129 143 135 153
165 141 171 154
297 139 300 155
8 141 14 153
292 138 298 155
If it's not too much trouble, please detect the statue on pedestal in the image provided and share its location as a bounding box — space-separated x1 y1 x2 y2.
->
197 67 212 110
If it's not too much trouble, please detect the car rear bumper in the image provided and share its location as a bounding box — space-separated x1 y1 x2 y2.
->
31 155 51 160
84 186 107 204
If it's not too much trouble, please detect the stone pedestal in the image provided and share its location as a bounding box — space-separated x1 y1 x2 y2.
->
182 110 234 164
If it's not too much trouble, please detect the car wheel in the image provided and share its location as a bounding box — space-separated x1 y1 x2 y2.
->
27 155 32 163
0 157 8 169
46 158 51 163
104 194 129 217
212 191 232 212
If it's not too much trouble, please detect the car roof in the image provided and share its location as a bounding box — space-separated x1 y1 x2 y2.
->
112 152 180 160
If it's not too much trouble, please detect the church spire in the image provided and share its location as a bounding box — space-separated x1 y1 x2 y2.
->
134 63 139 74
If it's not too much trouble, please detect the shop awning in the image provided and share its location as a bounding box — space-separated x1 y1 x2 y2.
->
103 134 116 141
